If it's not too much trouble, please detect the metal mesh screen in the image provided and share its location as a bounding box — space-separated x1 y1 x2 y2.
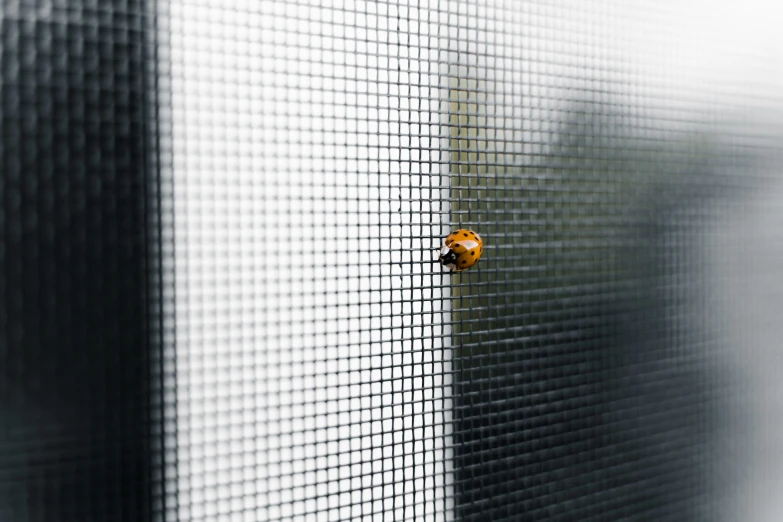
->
1 1 152 521
158 2 455 519
3 1 783 521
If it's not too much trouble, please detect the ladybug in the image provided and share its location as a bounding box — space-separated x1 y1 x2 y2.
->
438 229 483 272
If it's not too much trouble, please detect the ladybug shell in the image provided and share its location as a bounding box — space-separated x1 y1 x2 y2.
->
440 229 483 271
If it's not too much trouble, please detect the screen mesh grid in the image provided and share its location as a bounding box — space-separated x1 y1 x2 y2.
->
159 1 456 520
2 1 783 522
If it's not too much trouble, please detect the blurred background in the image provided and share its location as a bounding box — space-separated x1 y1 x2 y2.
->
2 0 782 521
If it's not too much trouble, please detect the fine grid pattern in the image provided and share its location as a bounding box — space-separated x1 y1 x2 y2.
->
152 0 783 521
441 2 783 521
3 0 783 521
159 1 455 520
1 1 153 521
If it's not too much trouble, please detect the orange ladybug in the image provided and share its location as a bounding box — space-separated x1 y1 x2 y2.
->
438 229 483 271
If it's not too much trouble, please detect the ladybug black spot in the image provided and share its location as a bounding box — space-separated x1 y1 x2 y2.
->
470 231 475 235
463 233 468 237
462 260 467 264
470 251 475 256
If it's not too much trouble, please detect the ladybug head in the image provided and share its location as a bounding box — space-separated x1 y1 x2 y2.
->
438 245 458 268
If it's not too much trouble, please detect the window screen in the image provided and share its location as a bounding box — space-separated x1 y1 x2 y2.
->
2 1 783 522
1 1 152 520
159 1 453 520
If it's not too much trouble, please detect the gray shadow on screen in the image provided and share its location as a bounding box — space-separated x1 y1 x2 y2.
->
447 86 775 520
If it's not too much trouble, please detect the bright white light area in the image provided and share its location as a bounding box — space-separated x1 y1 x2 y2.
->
159 0 455 520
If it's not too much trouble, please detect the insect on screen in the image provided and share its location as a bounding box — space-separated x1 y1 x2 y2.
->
2 1 783 522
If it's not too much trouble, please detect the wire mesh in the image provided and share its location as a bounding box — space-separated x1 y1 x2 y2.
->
1 1 153 521
158 1 455 520
2 1 783 522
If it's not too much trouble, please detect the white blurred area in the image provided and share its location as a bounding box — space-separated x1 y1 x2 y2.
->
157 0 783 520
160 1 453 520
